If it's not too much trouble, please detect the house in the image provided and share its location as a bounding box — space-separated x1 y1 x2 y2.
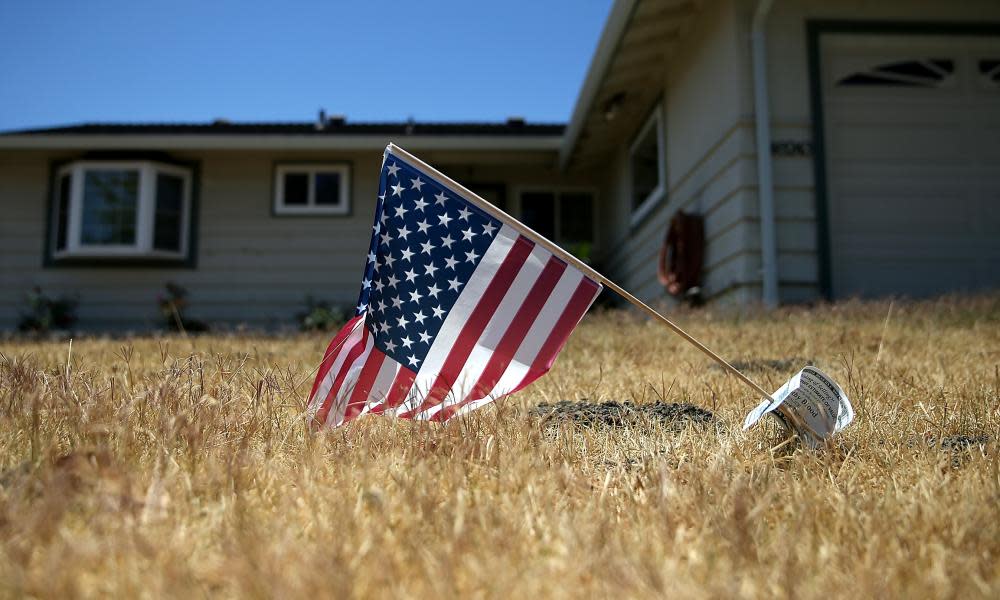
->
0 121 581 329
2 0 998 330
561 0 1000 306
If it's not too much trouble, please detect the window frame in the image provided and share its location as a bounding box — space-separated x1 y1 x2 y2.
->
49 160 193 262
514 186 599 259
628 103 667 227
272 163 351 216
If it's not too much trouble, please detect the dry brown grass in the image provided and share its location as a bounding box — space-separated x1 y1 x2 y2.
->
1 295 998 599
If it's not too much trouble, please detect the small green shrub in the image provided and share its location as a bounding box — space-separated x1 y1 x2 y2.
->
17 287 78 333
297 297 347 332
157 282 209 332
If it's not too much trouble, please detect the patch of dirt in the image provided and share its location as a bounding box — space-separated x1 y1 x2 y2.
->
931 434 990 468
711 357 814 373
937 434 990 450
530 400 715 430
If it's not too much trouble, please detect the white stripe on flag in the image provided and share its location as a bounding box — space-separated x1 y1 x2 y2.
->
326 333 375 428
362 355 404 414
482 267 586 401
417 243 552 420
445 268 587 421
394 223 519 415
310 321 366 412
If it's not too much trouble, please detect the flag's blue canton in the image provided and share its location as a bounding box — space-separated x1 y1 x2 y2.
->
354 157 502 371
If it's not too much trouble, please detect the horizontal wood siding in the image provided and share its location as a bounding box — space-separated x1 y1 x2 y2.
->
598 0 761 306
603 123 760 305
0 149 576 330
0 155 49 327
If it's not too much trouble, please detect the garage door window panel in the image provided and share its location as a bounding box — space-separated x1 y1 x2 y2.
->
979 59 1000 88
837 58 955 88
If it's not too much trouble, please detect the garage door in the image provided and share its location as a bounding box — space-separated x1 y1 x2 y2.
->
821 33 1000 298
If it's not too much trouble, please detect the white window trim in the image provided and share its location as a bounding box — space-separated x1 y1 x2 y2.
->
513 186 599 253
52 160 192 260
628 103 667 227
273 163 351 215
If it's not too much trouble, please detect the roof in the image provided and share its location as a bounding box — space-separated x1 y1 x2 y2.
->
559 0 700 168
4 120 564 137
0 120 565 151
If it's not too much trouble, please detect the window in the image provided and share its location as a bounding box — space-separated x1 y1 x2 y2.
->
274 163 350 215
979 59 1000 89
467 184 507 212
629 104 666 222
518 189 596 261
50 161 192 261
837 58 955 88
520 191 556 240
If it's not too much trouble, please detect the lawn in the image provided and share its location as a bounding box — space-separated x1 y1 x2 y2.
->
1 296 998 598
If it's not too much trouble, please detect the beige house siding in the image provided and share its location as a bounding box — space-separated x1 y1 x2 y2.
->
1 154 49 326
741 0 1000 302
600 0 1000 307
0 148 574 330
601 0 760 305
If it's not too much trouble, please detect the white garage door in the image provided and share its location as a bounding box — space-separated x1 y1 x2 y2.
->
822 34 1000 298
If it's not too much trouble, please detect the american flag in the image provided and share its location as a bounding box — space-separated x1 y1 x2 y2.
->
307 146 602 428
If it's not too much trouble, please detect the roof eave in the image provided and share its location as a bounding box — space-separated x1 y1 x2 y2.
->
558 0 638 170
0 134 563 152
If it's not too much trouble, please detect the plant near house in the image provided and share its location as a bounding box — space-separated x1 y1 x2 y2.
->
297 296 346 332
157 282 208 332
17 287 79 333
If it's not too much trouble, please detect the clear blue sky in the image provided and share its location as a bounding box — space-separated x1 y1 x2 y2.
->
0 1 613 132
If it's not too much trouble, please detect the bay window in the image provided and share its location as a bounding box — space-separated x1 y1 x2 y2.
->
51 160 193 262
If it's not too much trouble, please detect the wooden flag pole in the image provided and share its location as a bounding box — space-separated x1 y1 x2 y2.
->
387 144 810 434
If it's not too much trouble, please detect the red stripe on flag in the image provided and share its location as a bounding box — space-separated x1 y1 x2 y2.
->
371 366 417 414
342 348 387 423
433 256 567 422
309 315 364 401
509 277 600 396
313 326 369 428
398 235 535 419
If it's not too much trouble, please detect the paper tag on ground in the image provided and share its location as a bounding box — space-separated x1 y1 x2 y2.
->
743 366 854 445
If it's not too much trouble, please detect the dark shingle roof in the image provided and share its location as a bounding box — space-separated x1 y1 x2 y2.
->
2 120 565 137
